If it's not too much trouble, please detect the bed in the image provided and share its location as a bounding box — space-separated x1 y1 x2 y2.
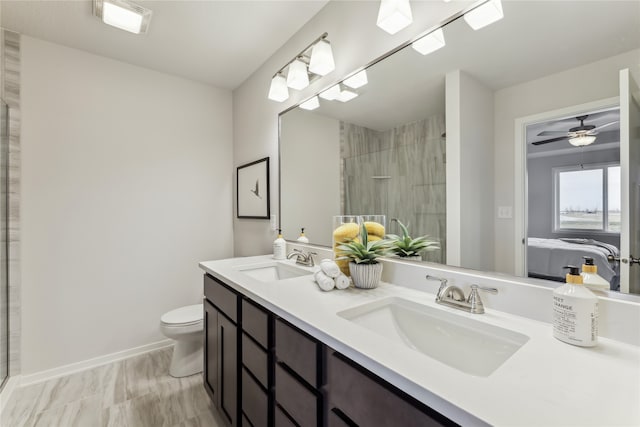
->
527 237 620 290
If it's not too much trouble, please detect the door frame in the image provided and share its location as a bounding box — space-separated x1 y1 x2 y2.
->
513 96 620 277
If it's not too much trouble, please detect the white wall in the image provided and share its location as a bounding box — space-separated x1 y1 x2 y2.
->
232 0 472 256
493 49 640 275
21 36 233 374
446 70 494 270
280 109 340 244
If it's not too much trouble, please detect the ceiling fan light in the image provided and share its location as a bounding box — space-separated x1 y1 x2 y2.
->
412 28 446 55
299 96 320 111
377 0 413 35
464 0 504 30
569 135 596 147
268 74 289 102
309 39 335 76
94 0 152 34
286 59 310 90
343 70 368 89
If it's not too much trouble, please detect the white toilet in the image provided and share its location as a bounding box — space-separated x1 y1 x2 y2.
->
160 304 204 378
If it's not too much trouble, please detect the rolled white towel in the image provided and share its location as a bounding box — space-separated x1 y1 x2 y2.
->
314 270 335 292
320 259 341 278
335 273 350 290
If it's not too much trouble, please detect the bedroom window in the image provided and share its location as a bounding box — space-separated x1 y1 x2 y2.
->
554 163 620 232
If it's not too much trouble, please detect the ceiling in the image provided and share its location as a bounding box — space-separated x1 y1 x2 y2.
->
0 0 328 90
304 1 640 132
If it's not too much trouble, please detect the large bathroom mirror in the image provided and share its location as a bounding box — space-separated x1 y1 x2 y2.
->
279 1 640 294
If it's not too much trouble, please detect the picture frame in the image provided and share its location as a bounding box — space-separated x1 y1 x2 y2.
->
237 157 270 219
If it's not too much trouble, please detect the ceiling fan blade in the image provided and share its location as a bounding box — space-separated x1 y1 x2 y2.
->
590 120 619 132
537 130 570 136
532 136 569 146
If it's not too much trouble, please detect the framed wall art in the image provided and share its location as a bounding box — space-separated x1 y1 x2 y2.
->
237 157 270 219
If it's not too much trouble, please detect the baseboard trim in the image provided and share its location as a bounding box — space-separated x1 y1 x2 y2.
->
20 339 174 387
0 375 21 413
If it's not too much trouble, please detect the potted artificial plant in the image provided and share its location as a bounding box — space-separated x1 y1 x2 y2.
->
386 218 440 261
337 223 390 289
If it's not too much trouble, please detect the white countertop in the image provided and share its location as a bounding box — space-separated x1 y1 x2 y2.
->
200 255 640 427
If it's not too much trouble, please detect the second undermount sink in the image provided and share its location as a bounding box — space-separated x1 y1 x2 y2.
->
338 297 529 377
235 261 312 282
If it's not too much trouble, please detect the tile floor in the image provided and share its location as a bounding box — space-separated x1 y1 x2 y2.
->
1 346 224 427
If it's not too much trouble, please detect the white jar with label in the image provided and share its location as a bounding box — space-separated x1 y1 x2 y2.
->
552 266 598 347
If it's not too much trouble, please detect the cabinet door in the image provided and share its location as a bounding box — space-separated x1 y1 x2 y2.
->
219 313 239 426
204 299 218 400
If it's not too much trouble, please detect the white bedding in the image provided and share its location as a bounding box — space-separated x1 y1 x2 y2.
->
527 237 619 285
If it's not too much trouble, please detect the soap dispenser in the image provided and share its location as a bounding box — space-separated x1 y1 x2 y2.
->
580 256 609 291
552 265 598 347
297 227 309 244
273 229 286 260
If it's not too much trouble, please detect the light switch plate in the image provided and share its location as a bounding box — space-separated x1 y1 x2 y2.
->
498 206 512 219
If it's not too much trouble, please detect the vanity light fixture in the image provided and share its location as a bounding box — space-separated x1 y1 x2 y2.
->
309 39 335 76
412 28 446 55
268 33 336 102
287 59 310 90
93 0 152 34
464 0 504 30
377 0 413 35
337 89 358 103
319 84 341 101
299 96 320 111
569 135 597 147
343 70 368 89
268 74 289 102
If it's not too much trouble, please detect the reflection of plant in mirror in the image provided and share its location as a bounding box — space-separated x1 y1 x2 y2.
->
386 218 440 258
337 223 390 265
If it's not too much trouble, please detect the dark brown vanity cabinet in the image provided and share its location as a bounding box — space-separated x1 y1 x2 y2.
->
274 318 324 426
203 273 455 427
326 351 456 427
241 299 274 427
204 274 240 427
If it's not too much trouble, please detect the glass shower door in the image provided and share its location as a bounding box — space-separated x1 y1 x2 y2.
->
0 100 8 389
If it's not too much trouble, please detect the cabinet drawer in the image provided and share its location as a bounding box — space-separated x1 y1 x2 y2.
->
275 406 296 427
275 319 318 387
275 364 318 427
243 299 270 348
328 409 355 427
204 274 238 322
242 368 268 427
328 352 450 427
242 333 269 388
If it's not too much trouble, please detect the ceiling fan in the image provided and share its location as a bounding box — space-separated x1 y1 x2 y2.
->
532 115 618 146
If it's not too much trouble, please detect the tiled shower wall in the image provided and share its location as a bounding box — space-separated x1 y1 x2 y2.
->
2 30 21 377
341 115 446 263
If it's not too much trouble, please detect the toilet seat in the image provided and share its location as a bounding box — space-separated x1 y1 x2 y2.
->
161 304 203 327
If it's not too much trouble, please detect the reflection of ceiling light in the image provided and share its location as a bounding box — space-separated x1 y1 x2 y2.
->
309 39 335 76
286 59 310 90
464 0 504 30
377 0 413 35
412 28 446 55
319 85 341 101
268 74 289 102
337 89 358 102
343 70 368 89
299 96 320 111
569 135 596 147
94 0 152 34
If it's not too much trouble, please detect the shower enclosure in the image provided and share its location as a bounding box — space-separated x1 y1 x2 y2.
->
0 100 8 390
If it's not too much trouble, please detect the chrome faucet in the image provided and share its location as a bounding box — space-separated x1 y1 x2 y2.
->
429 276 498 314
286 249 316 267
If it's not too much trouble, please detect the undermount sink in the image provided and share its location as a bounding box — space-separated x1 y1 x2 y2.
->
235 261 313 282
338 297 529 377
